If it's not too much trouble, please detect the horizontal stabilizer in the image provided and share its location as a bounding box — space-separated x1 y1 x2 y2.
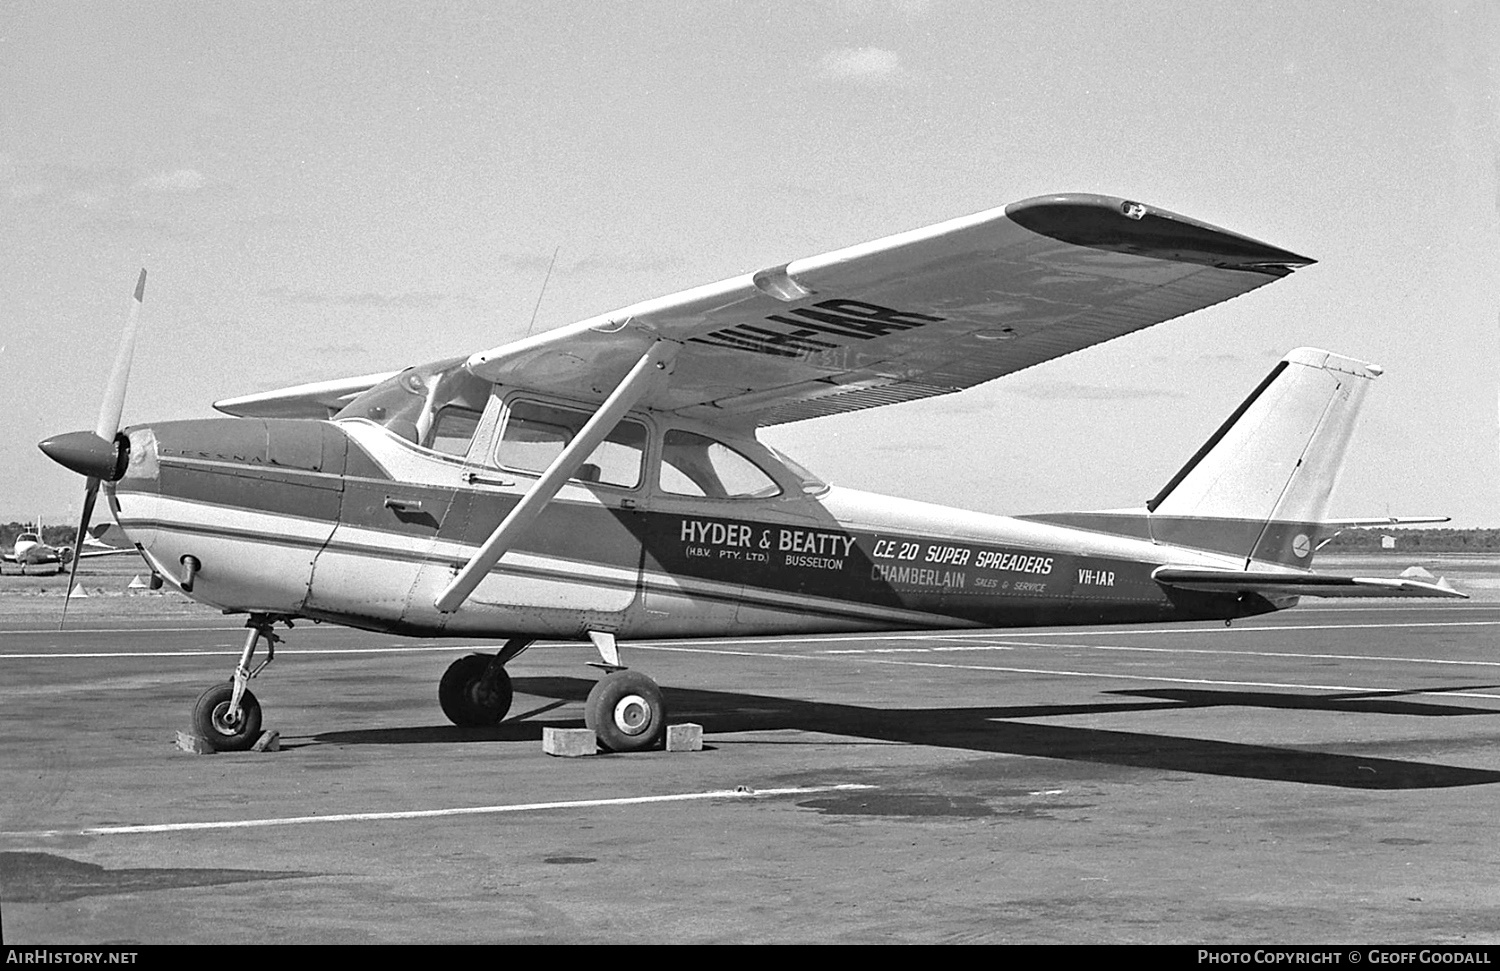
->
1153 566 1468 599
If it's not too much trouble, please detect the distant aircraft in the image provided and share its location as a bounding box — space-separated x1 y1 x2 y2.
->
1 525 134 575
38 194 1464 753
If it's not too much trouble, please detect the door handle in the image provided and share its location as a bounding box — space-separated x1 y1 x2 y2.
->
462 471 515 488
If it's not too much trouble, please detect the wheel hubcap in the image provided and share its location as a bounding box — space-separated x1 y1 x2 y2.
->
210 702 242 735
613 694 651 735
467 679 497 710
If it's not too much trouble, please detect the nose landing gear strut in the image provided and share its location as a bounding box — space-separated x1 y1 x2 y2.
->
190 613 290 752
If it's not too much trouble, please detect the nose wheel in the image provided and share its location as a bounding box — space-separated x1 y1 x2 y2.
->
188 614 285 752
191 682 263 751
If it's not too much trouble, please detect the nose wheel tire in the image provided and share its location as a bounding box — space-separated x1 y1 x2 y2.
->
585 670 666 753
191 682 263 752
439 654 514 726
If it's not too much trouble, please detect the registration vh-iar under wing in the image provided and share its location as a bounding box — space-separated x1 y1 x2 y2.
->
38 193 1464 753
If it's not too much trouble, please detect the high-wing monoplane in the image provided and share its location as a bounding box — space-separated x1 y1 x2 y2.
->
38 194 1464 753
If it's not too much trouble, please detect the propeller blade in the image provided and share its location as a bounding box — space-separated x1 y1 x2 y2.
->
58 269 146 629
59 479 100 629
96 269 146 441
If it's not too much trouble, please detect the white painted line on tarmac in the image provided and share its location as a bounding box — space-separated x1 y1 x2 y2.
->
630 642 1500 701
0 645 503 660
7 617 1499 664
928 620 1500 638
821 644 1018 655
6 783 877 838
849 657 1500 701
824 640 1500 669
1037 643 1500 668
637 620 1500 653
1 650 239 659
0 625 244 635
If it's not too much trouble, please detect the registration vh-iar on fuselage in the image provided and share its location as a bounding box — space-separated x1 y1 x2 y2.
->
38 193 1463 753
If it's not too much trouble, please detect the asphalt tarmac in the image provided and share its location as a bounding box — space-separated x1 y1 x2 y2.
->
3 561 1500 944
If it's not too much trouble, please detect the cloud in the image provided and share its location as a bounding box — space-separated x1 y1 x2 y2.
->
818 47 908 84
492 254 560 275
1011 382 1190 401
309 342 370 356
9 181 53 202
819 0 933 20
6 159 225 208
4 159 112 205
565 253 686 276
68 189 114 209
263 286 451 309
136 169 209 193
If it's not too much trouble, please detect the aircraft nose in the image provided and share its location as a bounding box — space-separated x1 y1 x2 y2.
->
38 430 129 481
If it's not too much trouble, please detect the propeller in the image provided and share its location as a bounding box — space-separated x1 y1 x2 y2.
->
39 269 146 627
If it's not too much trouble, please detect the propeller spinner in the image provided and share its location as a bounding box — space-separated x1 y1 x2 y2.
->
38 268 146 626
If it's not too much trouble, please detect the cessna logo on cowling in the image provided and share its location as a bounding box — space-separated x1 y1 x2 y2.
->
690 298 945 359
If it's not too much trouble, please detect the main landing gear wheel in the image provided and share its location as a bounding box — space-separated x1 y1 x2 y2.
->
191 682 263 752
585 670 666 753
439 654 514 726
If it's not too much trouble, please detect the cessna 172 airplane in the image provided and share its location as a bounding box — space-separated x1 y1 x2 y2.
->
38 193 1463 753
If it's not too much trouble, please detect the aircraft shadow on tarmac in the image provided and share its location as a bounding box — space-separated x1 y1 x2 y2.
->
0 849 306 904
307 676 1500 791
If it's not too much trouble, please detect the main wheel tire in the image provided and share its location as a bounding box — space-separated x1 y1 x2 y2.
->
191 682 263 752
438 654 513 726
584 670 666 753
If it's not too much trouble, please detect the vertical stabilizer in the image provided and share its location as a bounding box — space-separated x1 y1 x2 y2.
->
1147 348 1381 567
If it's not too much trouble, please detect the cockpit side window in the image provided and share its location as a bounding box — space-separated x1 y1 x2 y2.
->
496 400 646 489
425 406 484 457
659 430 783 500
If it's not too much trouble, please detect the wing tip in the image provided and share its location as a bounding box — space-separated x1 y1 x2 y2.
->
1005 193 1315 273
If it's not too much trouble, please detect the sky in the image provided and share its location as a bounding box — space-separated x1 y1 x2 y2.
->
2 1 1497 529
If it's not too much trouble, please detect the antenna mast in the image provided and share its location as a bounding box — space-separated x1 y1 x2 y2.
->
524 247 561 337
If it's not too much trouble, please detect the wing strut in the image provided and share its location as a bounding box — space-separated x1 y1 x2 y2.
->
433 340 680 614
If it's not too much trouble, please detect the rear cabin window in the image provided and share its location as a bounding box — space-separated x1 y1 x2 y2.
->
496 401 647 489
659 430 782 499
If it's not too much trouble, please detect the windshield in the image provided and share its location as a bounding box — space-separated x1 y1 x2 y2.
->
335 356 492 450
763 443 828 494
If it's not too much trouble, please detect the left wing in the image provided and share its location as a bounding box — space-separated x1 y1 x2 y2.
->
213 371 397 420
76 523 138 559
73 545 137 560
1153 566 1467 599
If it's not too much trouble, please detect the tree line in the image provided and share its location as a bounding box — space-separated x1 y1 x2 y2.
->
2 522 80 549
1320 528 1500 552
